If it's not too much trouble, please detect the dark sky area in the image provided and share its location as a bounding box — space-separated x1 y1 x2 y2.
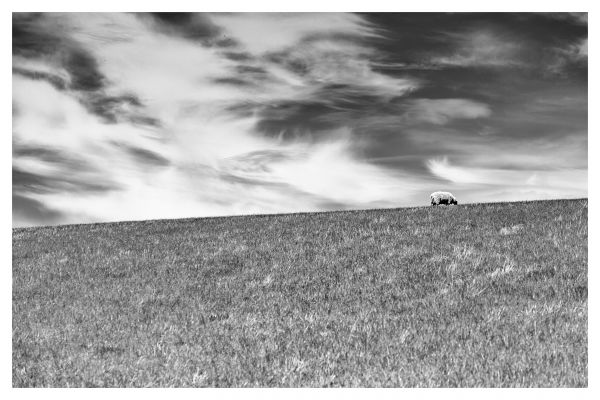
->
12 12 587 227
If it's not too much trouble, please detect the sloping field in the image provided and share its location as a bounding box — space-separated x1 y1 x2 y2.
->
12 199 587 387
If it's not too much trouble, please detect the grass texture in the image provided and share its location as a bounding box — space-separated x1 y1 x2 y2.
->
13 199 587 387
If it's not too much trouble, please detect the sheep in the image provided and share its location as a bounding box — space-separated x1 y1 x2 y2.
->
430 191 458 206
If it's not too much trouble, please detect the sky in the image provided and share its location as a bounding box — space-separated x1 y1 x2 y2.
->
12 12 588 227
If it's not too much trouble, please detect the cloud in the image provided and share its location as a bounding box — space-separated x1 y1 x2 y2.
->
431 30 523 68
427 157 517 185
575 38 588 58
543 12 588 26
544 37 588 75
425 156 587 202
568 12 588 25
13 194 63 227
13 13 426 227
11 13 588 227
145 12 224 43
406 99 491 125
561 37 588 62
271 39 418 100
462 134 587 171
12 56 71 89
209 13 379 55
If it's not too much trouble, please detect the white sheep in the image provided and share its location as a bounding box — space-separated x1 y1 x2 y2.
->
430 191 458 206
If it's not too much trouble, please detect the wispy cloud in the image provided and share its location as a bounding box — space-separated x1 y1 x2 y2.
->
431 30 523 68
210 12 380 54
12 12 427 226
12 13 588 227
426 156 587 203
405 99 491 125
545 37 588 75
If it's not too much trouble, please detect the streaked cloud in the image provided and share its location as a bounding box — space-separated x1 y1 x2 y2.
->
406 99 491 125
13 12 427 226
426 157 587 203
426 156 585 187
431 30 523 68
12 13 587 227
209 13 380 54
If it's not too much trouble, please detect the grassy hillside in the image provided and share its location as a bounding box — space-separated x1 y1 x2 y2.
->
12 199 587 387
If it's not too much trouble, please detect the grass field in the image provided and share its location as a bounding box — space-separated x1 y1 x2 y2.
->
12 199 587 387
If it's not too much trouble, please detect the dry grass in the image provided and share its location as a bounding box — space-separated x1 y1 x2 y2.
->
12 199 587 387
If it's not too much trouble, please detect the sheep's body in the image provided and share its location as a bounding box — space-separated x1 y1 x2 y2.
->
430 191 458 206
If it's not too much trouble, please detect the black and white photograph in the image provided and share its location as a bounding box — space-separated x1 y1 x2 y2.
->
10 5 590 389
